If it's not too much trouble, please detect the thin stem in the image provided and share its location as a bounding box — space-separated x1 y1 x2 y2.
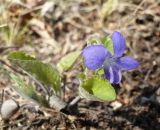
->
0 59 48 94
19 67 48 94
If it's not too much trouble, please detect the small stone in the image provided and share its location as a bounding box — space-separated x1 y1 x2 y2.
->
111 101 122 110
156 88 160 96
156 96 160 104
49 95 67 111
1 99 19 120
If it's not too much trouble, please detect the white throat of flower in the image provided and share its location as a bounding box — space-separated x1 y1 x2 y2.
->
103 57 117 67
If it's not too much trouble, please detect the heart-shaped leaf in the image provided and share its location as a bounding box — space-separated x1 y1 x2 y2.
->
8 51 61 95
79 76 116 101
57 51 81 72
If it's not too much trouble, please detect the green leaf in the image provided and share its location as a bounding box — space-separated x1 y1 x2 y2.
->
79 76 116 101
101 37 114 54
58 51 81 72
101 0 119 19
8 51 35 60
89 38 100 44
87 36 102 45
10 73 49 107
78 73 86 81
97 68 104 75
8 51 61 95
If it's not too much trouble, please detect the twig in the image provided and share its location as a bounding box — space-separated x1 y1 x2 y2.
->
62 76 67 101
21 5 43 16
120 0 146 31
0 24 7 28
0 46 19 50
1 90 4 106
0 46 20 53
133 0 146 15
0 59 24 75
144 65 153 82
68 96 81 108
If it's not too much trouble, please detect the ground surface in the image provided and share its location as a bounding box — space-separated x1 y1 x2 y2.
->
0 0 160 130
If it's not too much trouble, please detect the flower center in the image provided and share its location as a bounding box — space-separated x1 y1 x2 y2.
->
103 57 116 67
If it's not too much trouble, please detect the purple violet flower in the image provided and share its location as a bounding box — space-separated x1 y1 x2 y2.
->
82 31 139 84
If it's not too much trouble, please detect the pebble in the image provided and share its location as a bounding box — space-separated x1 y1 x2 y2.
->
1 99 19 120
49 95 66 111
111 101 122 110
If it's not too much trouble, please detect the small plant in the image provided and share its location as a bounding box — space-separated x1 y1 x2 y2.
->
5 31 139 113
0 1 29 45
